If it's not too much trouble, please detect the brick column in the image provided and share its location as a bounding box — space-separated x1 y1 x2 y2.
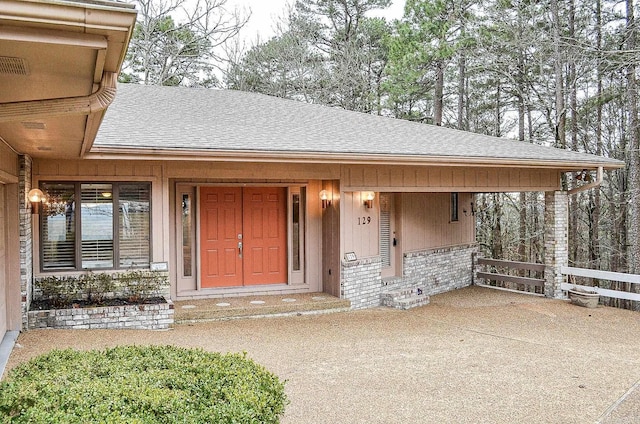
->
19 155 33 329
544 191 568 298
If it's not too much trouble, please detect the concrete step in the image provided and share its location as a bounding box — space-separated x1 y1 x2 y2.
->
382 288 430 310
174 293 351 323
381 276 403 287
382 287 425 301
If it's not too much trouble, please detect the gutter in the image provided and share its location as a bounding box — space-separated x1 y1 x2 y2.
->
85 148 623 171
0 72 117 123
568 166 604 195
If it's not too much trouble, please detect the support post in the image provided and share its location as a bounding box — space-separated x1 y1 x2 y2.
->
544 191 568 298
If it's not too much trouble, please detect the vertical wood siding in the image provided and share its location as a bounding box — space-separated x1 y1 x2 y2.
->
342 165 560 192
342 191 379 260
402 192 475 251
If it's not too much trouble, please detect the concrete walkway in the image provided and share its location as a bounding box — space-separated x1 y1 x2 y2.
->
5 286 640 423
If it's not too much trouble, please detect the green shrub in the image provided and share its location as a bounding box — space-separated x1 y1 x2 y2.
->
0 346 287 423
36 275 80 308
117 270 166 302
34 270 169 308
0 346 286 424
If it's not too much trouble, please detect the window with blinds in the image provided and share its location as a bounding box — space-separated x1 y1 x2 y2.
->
41 183 76 270
119 184 150 268
40 182 151 271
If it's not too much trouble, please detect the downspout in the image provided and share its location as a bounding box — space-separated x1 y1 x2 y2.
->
568 166 604 195
0 72 117 122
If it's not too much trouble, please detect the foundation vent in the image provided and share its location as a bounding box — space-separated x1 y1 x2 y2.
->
0 56 29 76
22 121 46 130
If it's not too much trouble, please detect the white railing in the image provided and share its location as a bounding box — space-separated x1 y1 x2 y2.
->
560 266 640 302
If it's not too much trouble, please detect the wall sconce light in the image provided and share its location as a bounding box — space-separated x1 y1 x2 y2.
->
28 188 45 214
363 191 375 209
463 201 476 217
320 190 331 209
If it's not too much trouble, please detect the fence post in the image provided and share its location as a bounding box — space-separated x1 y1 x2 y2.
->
544 191 568 299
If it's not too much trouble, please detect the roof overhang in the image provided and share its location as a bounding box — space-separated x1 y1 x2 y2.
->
0 0 136 159
85 147 625 172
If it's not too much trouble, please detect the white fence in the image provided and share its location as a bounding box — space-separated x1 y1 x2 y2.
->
560 266 640 302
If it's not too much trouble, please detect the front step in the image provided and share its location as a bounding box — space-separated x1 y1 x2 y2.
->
382 287 430 310
174 293 351 323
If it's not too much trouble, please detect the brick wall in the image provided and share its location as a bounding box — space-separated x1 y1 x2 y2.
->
19 155 32 330
544 191 568 299
402 244 478 296
28 298 174 330
341 257 382 309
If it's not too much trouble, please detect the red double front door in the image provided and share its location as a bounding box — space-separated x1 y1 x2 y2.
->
199 187 287 288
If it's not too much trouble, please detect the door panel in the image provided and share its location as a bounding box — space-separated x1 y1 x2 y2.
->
243 187 287 285
200 187 243 287
199 186 287 288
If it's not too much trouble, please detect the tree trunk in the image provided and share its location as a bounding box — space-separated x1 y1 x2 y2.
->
568 0 579 265
458 55 466 130
591 0 603 271
551 0 566 151
434 59 444 126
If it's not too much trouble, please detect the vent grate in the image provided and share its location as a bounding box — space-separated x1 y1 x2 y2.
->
0 56 29 76
22 121 46 130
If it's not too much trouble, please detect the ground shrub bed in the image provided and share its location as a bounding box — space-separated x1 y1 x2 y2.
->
0 345 287 423
33 270 168 309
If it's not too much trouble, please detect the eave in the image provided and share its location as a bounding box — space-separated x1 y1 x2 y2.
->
85 147 625 172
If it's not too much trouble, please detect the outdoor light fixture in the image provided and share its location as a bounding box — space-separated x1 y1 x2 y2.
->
320 190 331 209
464 201 476 217
28 188 45 214
363 191 375 209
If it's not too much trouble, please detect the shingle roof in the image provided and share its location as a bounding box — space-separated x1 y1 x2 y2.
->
92 84 623 169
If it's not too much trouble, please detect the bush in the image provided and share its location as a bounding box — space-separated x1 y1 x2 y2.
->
0 346 288 423
34 270 169 308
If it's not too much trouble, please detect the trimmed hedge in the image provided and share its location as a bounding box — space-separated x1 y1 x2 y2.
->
0 346 287 423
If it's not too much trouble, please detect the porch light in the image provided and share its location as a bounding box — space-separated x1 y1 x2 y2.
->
28 188 45 214
363 191 375 209
463 201 477 217
320 190 331 209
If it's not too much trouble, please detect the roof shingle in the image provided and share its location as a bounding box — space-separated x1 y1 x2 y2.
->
92 84 623 169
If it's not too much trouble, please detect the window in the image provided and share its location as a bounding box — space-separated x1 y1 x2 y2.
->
451 192 459 222
40 182 150 271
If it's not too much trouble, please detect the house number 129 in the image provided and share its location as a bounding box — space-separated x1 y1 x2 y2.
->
358 216 371 225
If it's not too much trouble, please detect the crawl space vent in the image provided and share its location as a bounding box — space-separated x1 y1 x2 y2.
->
22 121 46 130
0 57 29 76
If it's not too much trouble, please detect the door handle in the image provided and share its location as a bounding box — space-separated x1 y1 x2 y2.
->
238 241 243 258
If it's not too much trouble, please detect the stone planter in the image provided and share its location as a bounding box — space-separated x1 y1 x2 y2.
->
568 288 600 308
28 297 174 330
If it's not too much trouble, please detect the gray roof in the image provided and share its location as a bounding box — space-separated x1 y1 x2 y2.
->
92 84 623 169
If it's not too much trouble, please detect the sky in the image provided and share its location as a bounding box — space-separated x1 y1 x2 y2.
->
228 0 406 43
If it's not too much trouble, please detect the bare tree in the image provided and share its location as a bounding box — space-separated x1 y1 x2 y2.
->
121 0 250 86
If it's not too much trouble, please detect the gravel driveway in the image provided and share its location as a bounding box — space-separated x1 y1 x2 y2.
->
5 286 640 423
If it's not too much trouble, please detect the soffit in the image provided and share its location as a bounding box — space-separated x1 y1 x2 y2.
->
0 0 136 159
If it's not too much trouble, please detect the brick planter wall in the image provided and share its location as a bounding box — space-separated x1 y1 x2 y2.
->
341 257 382 309
28 298 174 330
402 244 478 296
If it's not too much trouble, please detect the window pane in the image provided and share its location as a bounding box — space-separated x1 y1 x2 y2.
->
41 183 76 270
451 192 459 222
181 193 193 276
292 193 300 271
81 183 113 269
119 183 150 268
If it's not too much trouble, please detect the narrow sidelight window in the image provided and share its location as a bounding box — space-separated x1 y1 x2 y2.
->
451 192 459 222
181 193 193 277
